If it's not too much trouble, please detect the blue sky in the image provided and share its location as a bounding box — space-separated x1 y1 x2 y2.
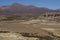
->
0 0 60 9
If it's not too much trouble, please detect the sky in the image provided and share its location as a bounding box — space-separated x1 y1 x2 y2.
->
0 0 60 9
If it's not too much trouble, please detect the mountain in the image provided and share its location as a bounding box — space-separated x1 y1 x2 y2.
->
0 3 60 15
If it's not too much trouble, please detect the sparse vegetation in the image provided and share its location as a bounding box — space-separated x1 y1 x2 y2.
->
0 31 60 40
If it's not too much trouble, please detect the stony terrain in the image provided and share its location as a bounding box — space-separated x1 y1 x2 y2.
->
0 15 60 40
0 3 60 40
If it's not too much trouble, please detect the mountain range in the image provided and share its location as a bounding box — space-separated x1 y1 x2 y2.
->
0 3 60 15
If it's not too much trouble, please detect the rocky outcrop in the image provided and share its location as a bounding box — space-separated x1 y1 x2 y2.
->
0 30 60 40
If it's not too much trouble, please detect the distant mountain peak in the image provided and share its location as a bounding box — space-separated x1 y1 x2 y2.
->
11 3 23 7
